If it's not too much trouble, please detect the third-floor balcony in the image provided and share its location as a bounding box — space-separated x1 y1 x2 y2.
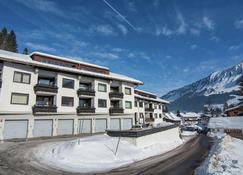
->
77 88 95 96
145 107 154 112
34 84 58 93
109 92 124 99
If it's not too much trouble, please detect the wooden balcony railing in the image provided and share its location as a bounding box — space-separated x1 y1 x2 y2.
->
77 106 96 113
32 105 57 113
34 84 58 93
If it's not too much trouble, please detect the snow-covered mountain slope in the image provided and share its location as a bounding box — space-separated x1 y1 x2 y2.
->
162 62 243 112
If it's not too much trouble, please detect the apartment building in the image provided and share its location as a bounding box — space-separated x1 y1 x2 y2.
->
0 50 144 140
134 89 169 126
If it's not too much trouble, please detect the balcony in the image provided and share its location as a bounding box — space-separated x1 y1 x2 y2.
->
77 89 95 96
109 107 124 114
145 107 154 112
109 92 124 99
32 105 57 113
77 106 95 113
34 84 58 93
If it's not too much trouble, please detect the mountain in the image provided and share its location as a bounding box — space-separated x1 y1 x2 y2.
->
161 62 243 112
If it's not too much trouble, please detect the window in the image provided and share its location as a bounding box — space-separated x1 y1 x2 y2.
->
154 105 157 109
79 82 92 90
13 71 31 84
159 114 162 118
79 98 91 107
125 101 132 109
62 96 74 107
11 93 29 105
36 96 54 106
159 105 161 109
135 101 138 107
98 99 107 108
38 77 55 86
125 87 132 95
63 78 74 89
155 113 158 118
139 102 143 108
98 83 107 92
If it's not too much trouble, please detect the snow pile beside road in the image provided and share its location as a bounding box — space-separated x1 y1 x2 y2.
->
181 131 197 136
196 135 243 175
34 134 183 173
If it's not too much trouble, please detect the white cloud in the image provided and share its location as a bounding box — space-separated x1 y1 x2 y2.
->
228 45 241 51
128 51 151 61
26 42 56 52
176 11 187 34
190 28 200 35
93 25 117 36
93 52 120 60
203 17 215 30
117 24 128 35
210 36 219 42
111 48 124 52
190 44 197 50
234 19 243 29
15 0 63 16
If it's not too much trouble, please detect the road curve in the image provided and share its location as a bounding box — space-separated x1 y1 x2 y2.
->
0 135 211 175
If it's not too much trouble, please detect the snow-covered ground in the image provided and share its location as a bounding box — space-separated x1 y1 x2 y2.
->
181 131 197 137
34 134 183 173
208 117 243 130
196 134 243 175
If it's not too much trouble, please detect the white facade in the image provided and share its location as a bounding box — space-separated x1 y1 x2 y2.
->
0 50 143 140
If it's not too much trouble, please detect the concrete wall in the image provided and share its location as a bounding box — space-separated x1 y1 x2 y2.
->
122 126 180 148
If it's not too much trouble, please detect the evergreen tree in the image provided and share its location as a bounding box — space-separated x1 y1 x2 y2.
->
176 110 181 117
23 48 29 55
6 30 18 52
0 27 8 49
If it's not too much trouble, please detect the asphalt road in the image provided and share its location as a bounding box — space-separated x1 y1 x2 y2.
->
0 134 212 175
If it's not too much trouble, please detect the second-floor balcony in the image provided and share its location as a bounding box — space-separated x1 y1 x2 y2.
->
77 88 95 96
109 92 124 99
109 107 124 114
77 106 95 113
145 107 154 112
32 105 57 113
34 84 58 93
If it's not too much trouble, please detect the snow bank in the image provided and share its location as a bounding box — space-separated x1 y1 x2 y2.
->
34 134 183 173
208 117 243 129
196 135 243 175
181 131 197 136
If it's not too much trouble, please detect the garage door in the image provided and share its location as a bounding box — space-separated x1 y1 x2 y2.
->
58 119 73 135
122 118 133 130
3 120 28 140
95 119 107 133
110 118 121 130
79 119 92 133
34 120 53 137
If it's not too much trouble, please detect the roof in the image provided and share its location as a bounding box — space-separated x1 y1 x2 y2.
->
0 50 143 85
180 112 201 118
135 89 157 96
30 51 109 70
134 94 170 104
164 112 181 121
208 117 243 129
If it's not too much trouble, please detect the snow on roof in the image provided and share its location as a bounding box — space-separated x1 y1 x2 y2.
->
180 112 201 118
30 51 109 70
226 95 243 108
208 117 243 129
164 112 181 121
0 50 143 85
134 94 170 104
135 89 157 96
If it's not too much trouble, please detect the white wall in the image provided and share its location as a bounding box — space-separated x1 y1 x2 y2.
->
122 82 135 114
0 62 36 113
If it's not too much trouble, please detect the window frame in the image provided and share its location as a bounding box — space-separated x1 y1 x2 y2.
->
125 87 132 95
62 78 75 89
98 99 107 108
98 83 107 92
61 96 74 107
13 71 31 84
10 93 29 105
139 102 143 108
125 101 132 109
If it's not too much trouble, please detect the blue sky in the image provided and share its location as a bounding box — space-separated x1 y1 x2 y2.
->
1 0 243 95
